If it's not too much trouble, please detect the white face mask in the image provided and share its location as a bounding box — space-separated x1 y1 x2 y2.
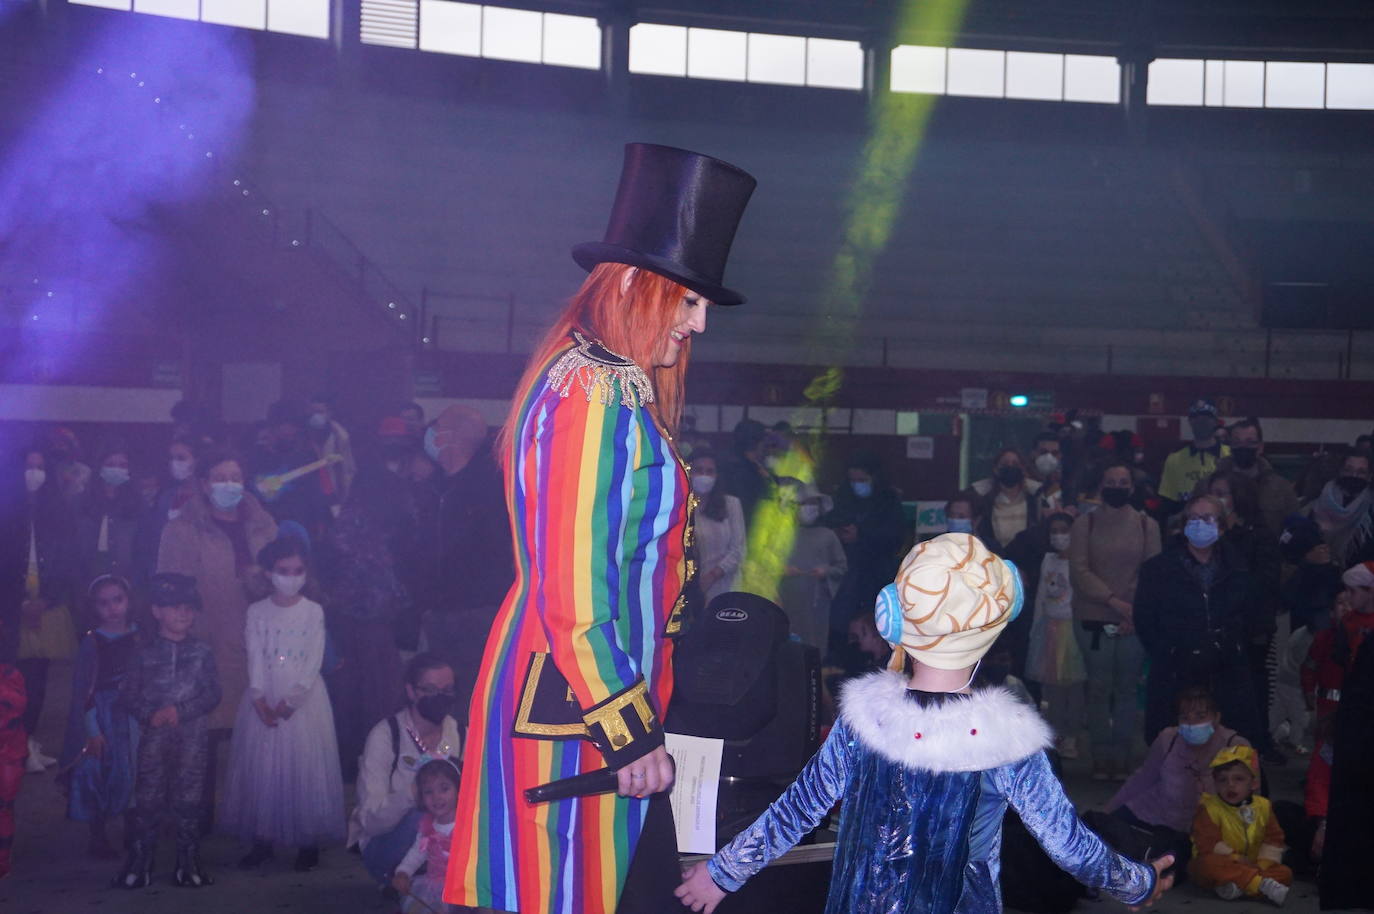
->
691 474 717 496
1049 533 1072 553
24 468 46 492
271 573 306 597
169 458 194 481
1034 452 1060 475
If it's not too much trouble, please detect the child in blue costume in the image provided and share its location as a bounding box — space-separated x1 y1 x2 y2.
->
678 533 1175 914
60 575 141 859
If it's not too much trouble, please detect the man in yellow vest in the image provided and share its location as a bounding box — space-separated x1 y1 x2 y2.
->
1159 399 1230 517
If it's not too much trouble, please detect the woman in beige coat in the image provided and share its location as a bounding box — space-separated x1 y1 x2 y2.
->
157 450 277 731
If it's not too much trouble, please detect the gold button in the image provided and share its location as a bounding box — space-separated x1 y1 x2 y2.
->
611 734 627 748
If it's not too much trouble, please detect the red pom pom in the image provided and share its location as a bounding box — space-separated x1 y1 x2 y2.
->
913 732 922 740
970 728 978 736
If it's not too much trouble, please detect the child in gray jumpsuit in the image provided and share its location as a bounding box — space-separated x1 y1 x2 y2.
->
115 573 221 889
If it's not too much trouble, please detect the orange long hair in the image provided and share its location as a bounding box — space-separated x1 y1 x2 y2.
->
500 263 690 461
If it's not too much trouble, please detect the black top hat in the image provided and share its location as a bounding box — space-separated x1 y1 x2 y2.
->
147 572 202 609
572 143 756 306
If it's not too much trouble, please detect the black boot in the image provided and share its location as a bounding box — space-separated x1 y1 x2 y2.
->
174 843 214 888
238 841 274 869
113 839 155 889
293 846 319 872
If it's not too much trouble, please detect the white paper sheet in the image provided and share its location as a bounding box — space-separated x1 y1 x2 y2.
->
664 732 724 854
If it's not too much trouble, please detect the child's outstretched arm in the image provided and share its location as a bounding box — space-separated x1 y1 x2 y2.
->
997 751 1167 907
676 721 857 912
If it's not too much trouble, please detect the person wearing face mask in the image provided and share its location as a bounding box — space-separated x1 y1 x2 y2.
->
942 494 984 540
1029 432 1066 513
688 450 746 606
1069 461 1162 779
1135 494 1264 751
826 451 907 632
1158 400 1231 518
14 445 81 772
1308 451 1374 568
132 437 201 586
307 393 357 513
1104 687 1250 882
974 449 1042 553
347 653 460 892
157 450 277 736
778 482 846 653
1199 419 1296 538
221 536 343 873
1023 512 1086 757
76 444 142 584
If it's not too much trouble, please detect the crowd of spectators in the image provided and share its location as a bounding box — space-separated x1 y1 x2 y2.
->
2 392 1373 908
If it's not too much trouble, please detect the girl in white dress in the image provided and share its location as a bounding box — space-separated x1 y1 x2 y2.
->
220 536 344 871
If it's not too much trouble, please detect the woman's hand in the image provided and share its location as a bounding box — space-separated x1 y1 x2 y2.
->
84 735 106 759
1129 855 1175 910
392 872 412 895
274 700 295 721
253 698 278 728
616 745 674 798
675 861 726 913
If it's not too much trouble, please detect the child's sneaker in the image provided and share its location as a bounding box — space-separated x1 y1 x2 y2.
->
1214 882 1244 900
1259 877 1289 907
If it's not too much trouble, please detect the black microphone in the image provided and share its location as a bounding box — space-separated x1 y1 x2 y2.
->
524 767 619 804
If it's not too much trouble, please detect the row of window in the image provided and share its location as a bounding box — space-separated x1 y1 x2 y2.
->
64 0 1374 112
1147 58 1374 110
891 46 1120 103
70 0 329 38
362 0 601 68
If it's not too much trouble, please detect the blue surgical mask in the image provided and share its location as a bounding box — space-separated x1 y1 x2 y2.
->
851 480 873 499
100 466 130 487
1178 721 1215 746
1185 518 1220 548
423 426 442 463
209 481 245 510
947 518 974 534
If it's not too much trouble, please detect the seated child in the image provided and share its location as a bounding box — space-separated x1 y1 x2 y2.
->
1107 686 1250 873
1189 745 1292 906
0 618 26 881
114 573 222 889
392 758 461 914
677 533 1174 914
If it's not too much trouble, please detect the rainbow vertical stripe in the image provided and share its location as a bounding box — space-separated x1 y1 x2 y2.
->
446 340 687 914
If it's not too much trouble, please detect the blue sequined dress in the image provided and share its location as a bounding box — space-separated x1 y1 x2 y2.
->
707 671 1155 913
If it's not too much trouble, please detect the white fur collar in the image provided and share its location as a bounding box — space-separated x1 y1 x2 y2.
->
839 671 1052 773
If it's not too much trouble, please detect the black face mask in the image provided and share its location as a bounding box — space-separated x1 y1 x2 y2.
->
415 692 453 725
1339 476 1369 498
1101 487 1132 508
1230 447 1259 470
995 466 1024 488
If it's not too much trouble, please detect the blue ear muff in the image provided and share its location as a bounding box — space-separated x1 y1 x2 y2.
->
874 583 904 644
1001 559 1026 622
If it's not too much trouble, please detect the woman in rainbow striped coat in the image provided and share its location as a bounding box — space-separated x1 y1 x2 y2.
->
445 144 755 914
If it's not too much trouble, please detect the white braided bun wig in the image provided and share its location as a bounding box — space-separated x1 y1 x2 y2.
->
874 533 1023 672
